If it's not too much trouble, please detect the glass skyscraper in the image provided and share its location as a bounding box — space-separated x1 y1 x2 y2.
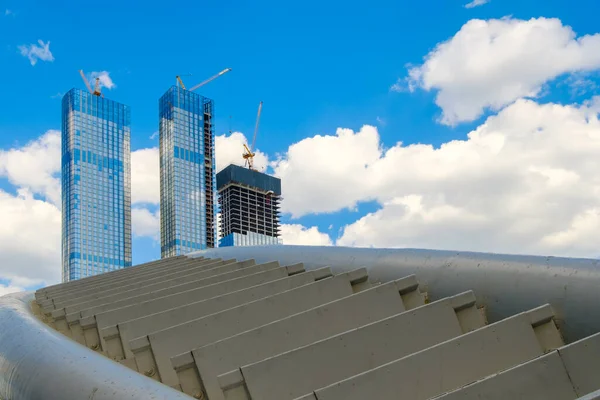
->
61 88 132 282
159 86 217 258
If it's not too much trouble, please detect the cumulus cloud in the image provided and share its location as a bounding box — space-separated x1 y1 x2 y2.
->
131 147 160 204
280 224 333 246
0 188 61 286
18 40 54 66
396 17 600 125
89 71 116 90
132 207 160 240
272 125 380 217
464 0 490 8
327 99 600 257
4 90 600 292
0 130 61 205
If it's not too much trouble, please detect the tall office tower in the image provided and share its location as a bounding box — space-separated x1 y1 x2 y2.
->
217 164 282 247
159 86 217 258
61 88 132 282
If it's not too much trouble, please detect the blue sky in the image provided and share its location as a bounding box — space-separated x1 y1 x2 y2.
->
2 0 600 291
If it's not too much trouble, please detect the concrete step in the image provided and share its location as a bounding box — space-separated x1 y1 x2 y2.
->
171 274 428 399
35 256 185 300
128 268 371 389
433 331 600 400
30 250 600 400
301 305 563 400
36 255 189 301
41 258 240 312
217 290 487 400
41 258 228 307
53 261 291 342
86 265 327 357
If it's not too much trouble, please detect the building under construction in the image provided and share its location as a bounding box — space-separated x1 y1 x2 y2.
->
217 164 281 247
159 86 217 257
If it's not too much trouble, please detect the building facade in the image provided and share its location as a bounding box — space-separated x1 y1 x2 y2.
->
61 88 132 282
217 164 282 247
159 86 217 258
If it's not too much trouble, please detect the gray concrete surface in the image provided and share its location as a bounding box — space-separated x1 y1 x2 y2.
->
305 305 563 400
59 260 286 343
3 245 600 400
433 332 600 400
192 245 600 343
44 258 233 310
130 268 369 388
172 278 430 399
218 290 487 400
0 292 192 400
75 260 282 346
101 267 330 360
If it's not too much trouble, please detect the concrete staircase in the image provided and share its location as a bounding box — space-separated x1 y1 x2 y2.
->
35 255 600 400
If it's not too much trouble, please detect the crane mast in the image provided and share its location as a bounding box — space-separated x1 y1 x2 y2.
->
243 101 263 171
79 69 103 97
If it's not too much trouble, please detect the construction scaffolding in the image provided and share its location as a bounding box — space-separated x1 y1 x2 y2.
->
217 164 281 247
203 98 217 248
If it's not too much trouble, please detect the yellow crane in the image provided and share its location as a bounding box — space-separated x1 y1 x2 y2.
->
79 69 103 97
243 101 263 171
175 73 192 89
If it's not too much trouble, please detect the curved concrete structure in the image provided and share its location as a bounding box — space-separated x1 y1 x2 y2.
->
2 245 599 399
0 292 193 400
191 245 600 342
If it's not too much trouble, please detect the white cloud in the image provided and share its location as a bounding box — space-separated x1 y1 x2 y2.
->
272 125 380 217
0 188 61 286
132 207 160 240
4 90 600 292
397 17 600 125
149 131 158 140
131 147 160 204
324 99 600 257
0 283 25 297
216 131 269 172
280 224 333 246
18 40 54 66
0 130 61 205
89 71 116 90
464 0 490 8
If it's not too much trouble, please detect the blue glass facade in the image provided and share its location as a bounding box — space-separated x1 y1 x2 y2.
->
61 88 132 282
159 86 217 258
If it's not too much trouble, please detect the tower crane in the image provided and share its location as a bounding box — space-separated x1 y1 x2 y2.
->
243 101 263 171
188 68 232 92
79 70 103 97
176 73 192 89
